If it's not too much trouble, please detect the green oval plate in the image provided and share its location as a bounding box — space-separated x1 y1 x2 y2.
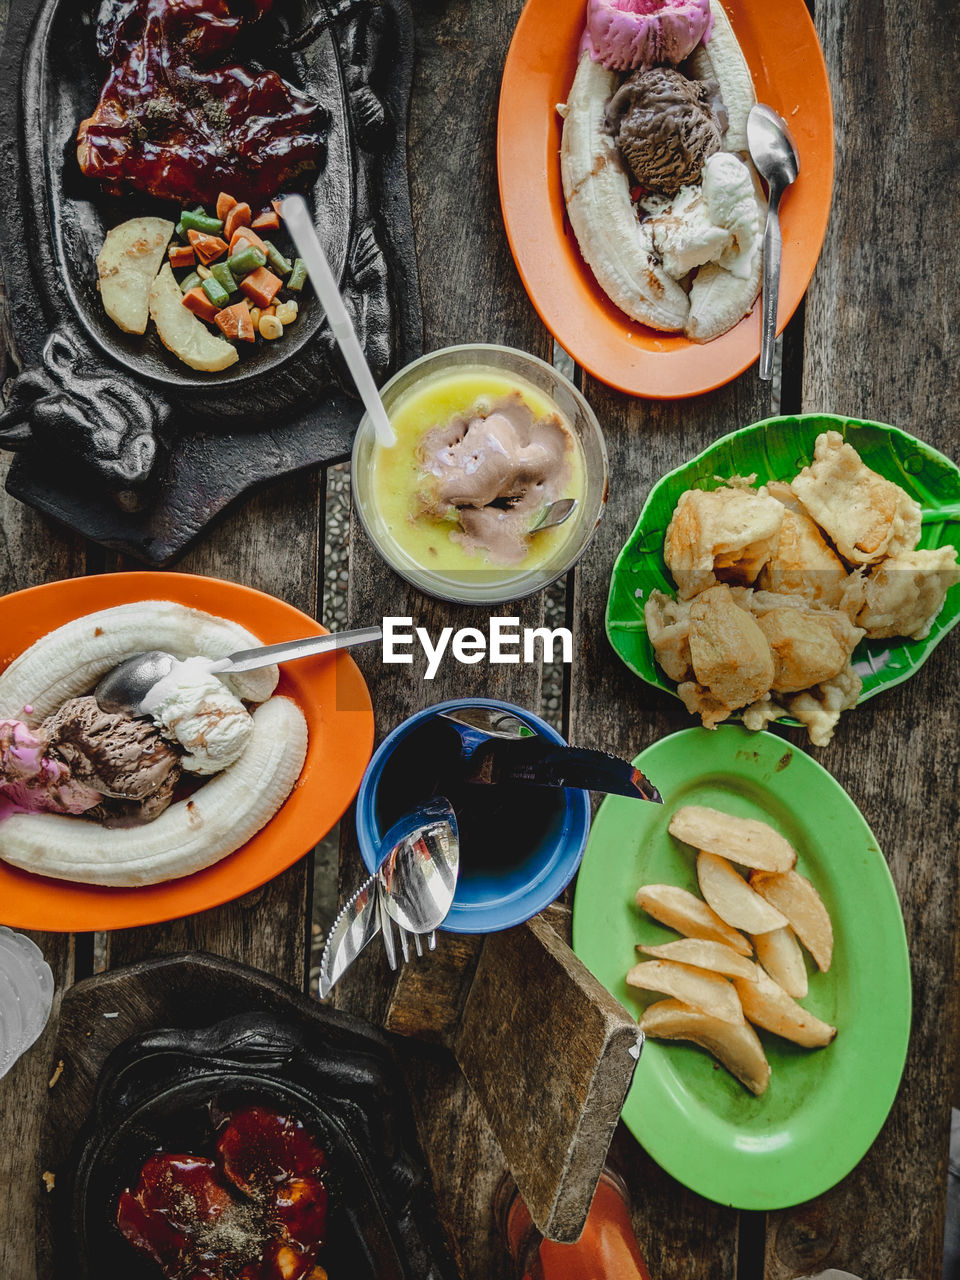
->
606 414 960 721
571 725 911 1210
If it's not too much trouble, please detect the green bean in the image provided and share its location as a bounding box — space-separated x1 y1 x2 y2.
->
286 258 308 292
261 240 292 276
180 208 225 235
201 276 231 309
226 245 267 276
179 271 202 294
210 262 239 294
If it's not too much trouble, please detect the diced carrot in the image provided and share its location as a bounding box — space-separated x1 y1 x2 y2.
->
214 302 256 343
252 208 281 230
187 230 229 264
229 226 268 254
182 288 221 323
223 202 252 241
167 244 196 269
262 305 276 317
216 192 238 221
239 266 283 307
271 198 284 217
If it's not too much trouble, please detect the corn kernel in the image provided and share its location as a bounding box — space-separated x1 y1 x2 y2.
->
196 264 212 280
259 314 283 340
275 300 299 326
249 307 261 327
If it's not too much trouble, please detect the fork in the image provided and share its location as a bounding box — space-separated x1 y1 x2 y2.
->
379 906 433 969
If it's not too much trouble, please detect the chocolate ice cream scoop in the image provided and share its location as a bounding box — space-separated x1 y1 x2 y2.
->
606 67 727 195
41 696 181 804
418 393 573 565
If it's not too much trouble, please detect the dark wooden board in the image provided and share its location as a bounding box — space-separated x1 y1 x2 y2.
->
35 953 457 1280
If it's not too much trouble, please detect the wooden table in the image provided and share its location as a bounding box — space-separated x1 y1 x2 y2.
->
1 0 958 1276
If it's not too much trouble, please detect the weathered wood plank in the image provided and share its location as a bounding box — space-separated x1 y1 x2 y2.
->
568 379 774 1280
335 0 558 1273
0 303 89 1280
765 0 960 1275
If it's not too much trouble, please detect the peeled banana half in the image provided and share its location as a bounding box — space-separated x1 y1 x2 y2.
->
0 602 308 886
560 0 762 342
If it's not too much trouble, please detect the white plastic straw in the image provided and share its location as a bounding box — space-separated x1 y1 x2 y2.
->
279 195 396 447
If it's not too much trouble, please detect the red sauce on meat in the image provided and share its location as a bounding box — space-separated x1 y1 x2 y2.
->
77 0 326 206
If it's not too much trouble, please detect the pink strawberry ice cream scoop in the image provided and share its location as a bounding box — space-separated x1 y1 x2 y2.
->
581 0 714 72
0 717 102 821
0 719 49 783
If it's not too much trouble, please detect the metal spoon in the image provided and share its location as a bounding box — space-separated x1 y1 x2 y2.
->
95 625 383 717
376 798 460 954
529 498 578 533
747 104 800 381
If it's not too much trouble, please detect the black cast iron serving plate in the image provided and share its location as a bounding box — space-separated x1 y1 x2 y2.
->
0 0 422 563
38 953 458 1280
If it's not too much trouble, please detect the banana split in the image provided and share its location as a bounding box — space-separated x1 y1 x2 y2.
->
0 603 307 887
560 0 764 341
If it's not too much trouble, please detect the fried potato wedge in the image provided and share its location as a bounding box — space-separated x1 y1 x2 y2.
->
97 216 174 334
697 852 788 934
638 938 758 982
734 968 836 1048
149 263 239 372
627 959 744 1024
750 868 834 972
639 998 771 1096
635 884 751 956
669 804 797 872
753 926 808 999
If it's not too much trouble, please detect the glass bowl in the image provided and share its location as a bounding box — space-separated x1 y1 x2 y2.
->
351 344 608 604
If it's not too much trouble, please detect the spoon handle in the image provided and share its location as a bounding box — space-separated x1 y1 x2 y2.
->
759 187 783 381
214 625 383 673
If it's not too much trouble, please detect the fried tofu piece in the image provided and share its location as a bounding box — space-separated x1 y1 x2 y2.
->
752 601 864 694
757 498 851 611
781 665 862 748
644 591 693 682
664 486 784 600
687 585 774 711
854 546 960 639
790 431 921 565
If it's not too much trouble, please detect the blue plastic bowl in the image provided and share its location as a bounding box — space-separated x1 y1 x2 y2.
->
355 698 591 934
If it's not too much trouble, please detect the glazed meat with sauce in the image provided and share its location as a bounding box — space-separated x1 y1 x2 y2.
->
77 0 327 207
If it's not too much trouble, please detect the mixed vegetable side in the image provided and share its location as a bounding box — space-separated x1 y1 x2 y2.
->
169 192 309 344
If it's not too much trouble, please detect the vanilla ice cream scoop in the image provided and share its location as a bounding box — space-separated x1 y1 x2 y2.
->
140 656 254 775
644 151 761 282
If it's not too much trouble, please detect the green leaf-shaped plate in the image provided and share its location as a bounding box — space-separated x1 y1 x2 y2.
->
606 414 960 719
571 725 911 1209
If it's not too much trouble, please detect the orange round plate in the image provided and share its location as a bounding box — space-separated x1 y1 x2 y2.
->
0 573 374 932
498 0 834 398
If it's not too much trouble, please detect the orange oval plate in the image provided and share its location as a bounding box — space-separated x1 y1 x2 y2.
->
498 0 834 398
0 573 374 932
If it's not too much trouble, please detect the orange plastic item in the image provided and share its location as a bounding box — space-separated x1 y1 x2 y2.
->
252 209 281 230
181 287 221 323
497 0 834 397
215 302 256 342
0 572 374 932
240 267 283 307
168 244 196 269
500 1172 651 1280
229 226 268 254
187 230 229 264
216 191 238 221
223 202 252 241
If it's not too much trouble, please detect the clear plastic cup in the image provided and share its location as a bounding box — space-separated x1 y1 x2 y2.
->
352 344 609 604
0 927 54 1079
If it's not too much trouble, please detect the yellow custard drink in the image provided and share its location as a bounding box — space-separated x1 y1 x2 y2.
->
353 346 608 604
